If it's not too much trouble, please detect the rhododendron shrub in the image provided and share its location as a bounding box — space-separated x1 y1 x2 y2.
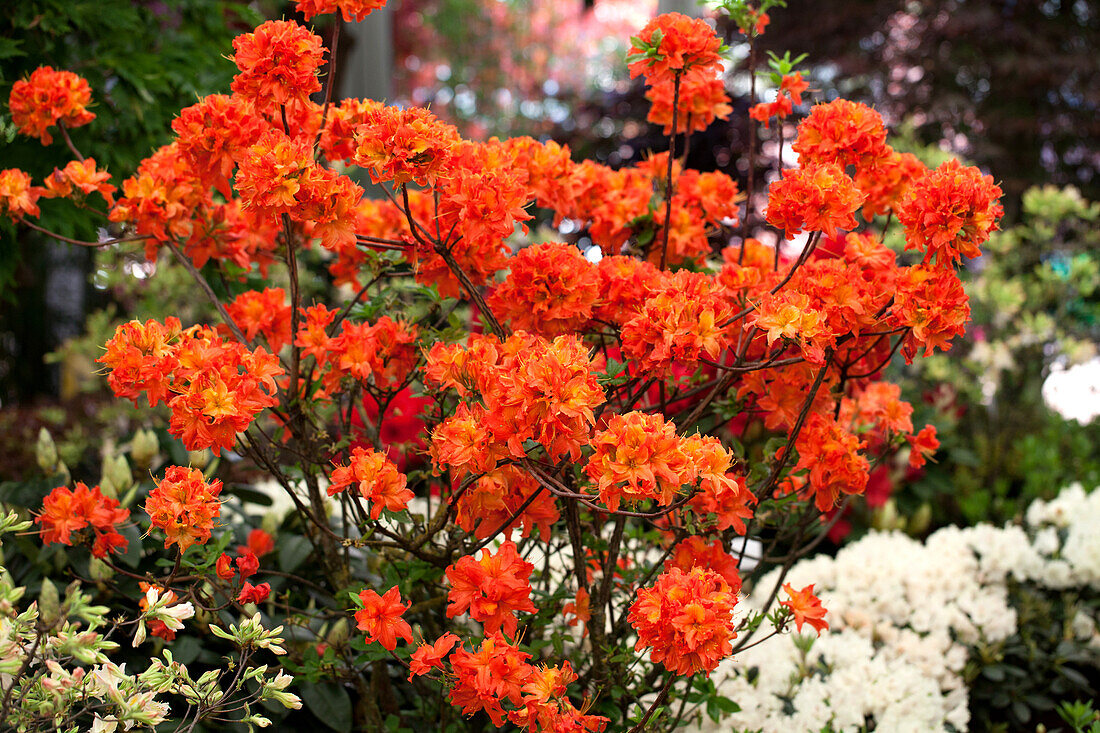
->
1 0 1003 729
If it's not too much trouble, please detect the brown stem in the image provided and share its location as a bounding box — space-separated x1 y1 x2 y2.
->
58 121 85 162
165 240 253 347
659 71 683 271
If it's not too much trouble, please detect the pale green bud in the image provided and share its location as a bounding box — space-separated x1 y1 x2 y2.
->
131 428 160 471
38 578 60 627
89 557 114 583
36 428 58 472
106 455 133 495
188 449 211 471
909 503 933 536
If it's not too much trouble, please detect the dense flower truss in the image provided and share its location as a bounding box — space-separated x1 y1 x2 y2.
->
8 66 95 144
7 7 1010 730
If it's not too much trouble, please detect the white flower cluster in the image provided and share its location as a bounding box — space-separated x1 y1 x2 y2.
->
690 483 1100 733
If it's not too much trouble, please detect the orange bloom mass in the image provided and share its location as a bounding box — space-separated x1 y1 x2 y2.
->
144 466 223 552
628 566 738 676
36 482 129 558
8 66 96 145
355 586 414 651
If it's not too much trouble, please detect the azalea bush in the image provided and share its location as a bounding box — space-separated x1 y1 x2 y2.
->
0 0 1006 730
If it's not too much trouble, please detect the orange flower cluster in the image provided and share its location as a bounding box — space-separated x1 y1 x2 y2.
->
0 168 45 221
488 242 600 337
446 540 536 637
328 446 413 519
235 129 363 249
646 70 732 135
738 362 838 432
593 255 663 326
172 94 264 199
36 482 129 558
896 158 1004 266
318 316 419 396
454 465 559 541
408 632 460 679
230 20 326 108
351 105 461 187
585 413 744 514
765 162 865 240
792 99 889 170
428 332 604 474
628 13 724 86
296 0 387 22
145 466 223 551
42 158 116 204
98 319 282 454
751 257 890 364
665 536 742 593
889 263 971 361
109 142 211 257
628 566 738 676
780 583 828 634
448 635 533 726
225 287 292 352
854 148 926 220
621 270 734 378
790 412 869 511
907 424 940 468
355 586 414 650
9 66 95 145
749 72 809 129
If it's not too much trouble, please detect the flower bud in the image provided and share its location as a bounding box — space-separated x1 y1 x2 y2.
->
55 460 71 486
36 428 58 472
38 578 60 627
131 428 159 470
909 503 932 536
872 499 899 531
326 617 350 649
187 449 211 471
88 557 114 584
105 455 134 496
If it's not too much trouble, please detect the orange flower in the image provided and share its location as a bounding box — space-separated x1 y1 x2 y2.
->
8 66 95 145
621 270 733 378
593 255 663 326
145 466 223 552
230 20 326 108
488 242 599 337
780 582 829 635
429 402 504 478
36 482 129 558
351 105 460 186
408 632 460 680
172 94 263 199
665 536 742 594
296 0 387 22
42 158 116 205
907 424 940 468
236 550 260 580
449 635 533 727
0 168 46 221
585 411 693 512
322 316 418 395
628 566 738 676
328 446 413 519
562 587 591 629
896 158 1004 266
792 99 888 170
765 163 865 240
748 73 808 129
216 553 236 580
791 412 869 512
225 287 292 352
646 70 732 135
446 541 536 637
854 148 926 221
628 13 724 86
354 586 414 651
891 264 971 361
454 465 559 541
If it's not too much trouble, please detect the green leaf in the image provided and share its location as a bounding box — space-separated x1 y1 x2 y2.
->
299 681 352 733
278 535 314 574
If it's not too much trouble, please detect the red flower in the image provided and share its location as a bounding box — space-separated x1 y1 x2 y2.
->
237 582 271 605
354 586 414 651
907 425 940 469
237 528 275 558
36 482 129 558
236 550 260 580
216 553 236 580
780 583 829 635
296 0 387 23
